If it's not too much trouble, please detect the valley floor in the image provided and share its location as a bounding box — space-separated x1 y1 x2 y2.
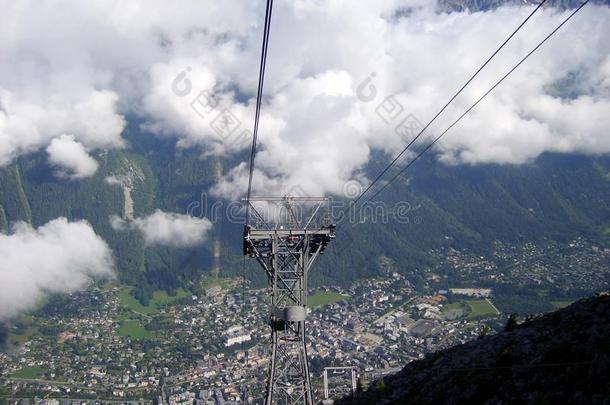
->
1 238 608 404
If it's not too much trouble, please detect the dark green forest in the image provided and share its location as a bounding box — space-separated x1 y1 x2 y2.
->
1 124 608 307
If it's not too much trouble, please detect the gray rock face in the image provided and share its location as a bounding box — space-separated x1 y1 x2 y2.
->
437 0 610 12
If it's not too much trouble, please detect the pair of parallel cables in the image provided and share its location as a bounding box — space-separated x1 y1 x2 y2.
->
346 0 589 214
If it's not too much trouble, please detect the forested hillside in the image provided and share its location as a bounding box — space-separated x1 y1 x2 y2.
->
1 125 608 303
314 152 610 299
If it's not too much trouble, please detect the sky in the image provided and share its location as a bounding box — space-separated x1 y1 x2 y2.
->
0 0 609 319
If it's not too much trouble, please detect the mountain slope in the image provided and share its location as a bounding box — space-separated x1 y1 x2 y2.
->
340 293 610 404
0 136 608 293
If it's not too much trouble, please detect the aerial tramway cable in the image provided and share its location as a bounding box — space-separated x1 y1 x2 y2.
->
241 0 274 370
245 0 274 225
359 0 589 206
344 0 548 216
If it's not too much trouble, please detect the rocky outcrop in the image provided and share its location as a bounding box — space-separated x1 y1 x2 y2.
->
437 0 609 13
340 293 610 404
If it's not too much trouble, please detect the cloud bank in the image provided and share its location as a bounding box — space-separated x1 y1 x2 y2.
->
0 218 115 320
46 134 99 179
111 210 213 248
1 0 608 195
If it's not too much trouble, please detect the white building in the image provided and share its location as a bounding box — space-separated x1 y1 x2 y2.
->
225 326 252 347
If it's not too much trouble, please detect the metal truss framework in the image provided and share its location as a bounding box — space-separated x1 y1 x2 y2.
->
323 366 358 401
244 197 335 405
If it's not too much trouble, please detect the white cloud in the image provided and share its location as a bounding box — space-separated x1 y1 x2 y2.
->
143 1 610 197
0 88 125 167
109 215 128 231
1 1 608 193
104 175 123 186
46 134 99 179
0 217 115 321
111 210 213 248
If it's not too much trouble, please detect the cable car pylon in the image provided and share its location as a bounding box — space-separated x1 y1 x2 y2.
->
244 196 335 404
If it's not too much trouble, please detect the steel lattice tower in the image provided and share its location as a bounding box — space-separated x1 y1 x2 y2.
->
244 197 335 405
